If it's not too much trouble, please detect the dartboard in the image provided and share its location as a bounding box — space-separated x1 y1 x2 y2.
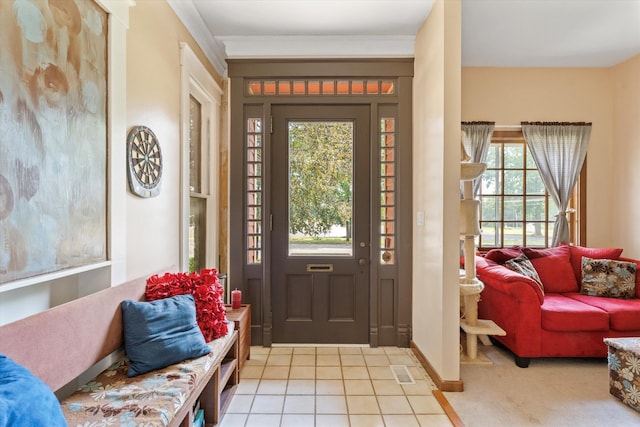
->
127 126 163 198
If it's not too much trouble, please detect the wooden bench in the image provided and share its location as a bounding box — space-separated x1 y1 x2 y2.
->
0 273 239 426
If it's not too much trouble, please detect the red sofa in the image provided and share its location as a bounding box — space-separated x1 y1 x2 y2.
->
475 244 640 367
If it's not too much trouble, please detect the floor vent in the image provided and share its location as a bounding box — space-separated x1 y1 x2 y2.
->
390 365 415 385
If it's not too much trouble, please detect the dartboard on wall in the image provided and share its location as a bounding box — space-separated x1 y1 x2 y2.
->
127 126 163 198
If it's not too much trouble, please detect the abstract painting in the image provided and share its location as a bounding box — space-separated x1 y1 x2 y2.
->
0 0 108 284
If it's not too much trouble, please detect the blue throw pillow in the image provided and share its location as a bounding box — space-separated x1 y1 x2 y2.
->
122 294 211 377
0 354 67 426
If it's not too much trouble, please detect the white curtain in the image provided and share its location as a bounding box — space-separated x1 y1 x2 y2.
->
521 122 591 246
461 122 495 196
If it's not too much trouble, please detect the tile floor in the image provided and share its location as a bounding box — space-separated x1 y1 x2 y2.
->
220 346 453 427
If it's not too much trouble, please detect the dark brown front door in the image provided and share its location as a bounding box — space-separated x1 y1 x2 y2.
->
271 105 370 344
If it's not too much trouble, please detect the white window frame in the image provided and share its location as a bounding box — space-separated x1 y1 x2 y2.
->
179 43 223 271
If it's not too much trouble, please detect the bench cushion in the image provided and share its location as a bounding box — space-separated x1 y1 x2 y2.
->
541 294 609 332
61 328 234 426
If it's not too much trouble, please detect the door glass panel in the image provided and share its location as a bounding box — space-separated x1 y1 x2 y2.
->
288 121 354 257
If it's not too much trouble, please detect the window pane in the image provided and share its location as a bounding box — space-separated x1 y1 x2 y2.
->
504 196 523 221
525 146 537 168
526 223 546 247
504 144 524 169
278 81 291 95
504 170 523 194
351 80 364 94
288 121 354 257
485 144 501 168
548 200 560 220
481 170 501 195
381 191 395 206
366 81 379 94
504 222 524 246
381 177 395 192
480 222 501 248
322 81 335 94
189 95 202 193
189 197 206 273
308 81 320 95
526 196 546 220
526 170 545 194
481 196 502 220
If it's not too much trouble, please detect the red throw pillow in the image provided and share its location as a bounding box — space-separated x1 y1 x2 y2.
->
484 246 522 264
563 244 624 283
528 246 578 293
146 269 228 342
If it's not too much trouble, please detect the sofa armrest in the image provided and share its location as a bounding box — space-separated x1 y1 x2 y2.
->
475 256 544 305
618 257 640 298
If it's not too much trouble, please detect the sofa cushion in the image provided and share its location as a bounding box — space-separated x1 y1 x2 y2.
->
122 294 211 377
484 246 522 264
563 244 623 283
0 354 67 427
565 293 640 331
580 257 636 299
540 294 609 332
505 254 545 295
619 257 640 298
526 246 579 293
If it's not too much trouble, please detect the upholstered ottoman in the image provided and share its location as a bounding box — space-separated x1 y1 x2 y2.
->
604 337 640 413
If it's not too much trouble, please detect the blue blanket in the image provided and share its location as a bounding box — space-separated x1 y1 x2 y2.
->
0 354 67 427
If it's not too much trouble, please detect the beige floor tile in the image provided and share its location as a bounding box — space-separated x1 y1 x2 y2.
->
362 347 386 355
407 395 445 414
407 366 426 380
245 357 267 367
286 379 316 394
346 395 380 414
377 395 414 414
383 347 408 355
244 413 281 426
383 414 421 427
246 351 268 363
251 346 270 355
315 395 348 414
266 354 292 365
316 354 341 366
293 347 316 355
349 414 385 427
372 379 404 395
316 366 342 379
368 366 395 380
316 379 344 395
291 354 316 366
338 347 363 355
389 354 416 366
402 380 435 396
344 379 374 395
257 379 287 394
270 347 294 355
365 355 391 366
261 366 290 379
226 394 254 413
281 414 315 426
289 366 316 379
416 414 454 426
341 354 366 366
283 395 315 413
342 366 369 379
251 395 285 413
316 347 339 355
241 365 265 379
236 378 259 394
218 413 248 427
316 414 350 426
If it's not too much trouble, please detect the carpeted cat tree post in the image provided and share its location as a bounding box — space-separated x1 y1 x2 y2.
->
459 133 505 361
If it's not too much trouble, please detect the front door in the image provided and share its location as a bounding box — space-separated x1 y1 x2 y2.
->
271 105 370 344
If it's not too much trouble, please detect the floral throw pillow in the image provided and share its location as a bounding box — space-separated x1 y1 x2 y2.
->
505 254 545 296
580 257 636 299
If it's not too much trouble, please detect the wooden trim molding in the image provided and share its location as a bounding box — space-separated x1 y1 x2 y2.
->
434 390 465 427
410 341 464 392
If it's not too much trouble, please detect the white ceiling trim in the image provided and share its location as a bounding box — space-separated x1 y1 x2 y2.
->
220 35 416 59
167 0 228 77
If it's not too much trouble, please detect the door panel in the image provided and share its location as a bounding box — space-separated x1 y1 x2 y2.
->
271 105 370 344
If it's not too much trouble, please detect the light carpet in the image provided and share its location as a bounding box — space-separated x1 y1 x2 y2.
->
444 341 640 426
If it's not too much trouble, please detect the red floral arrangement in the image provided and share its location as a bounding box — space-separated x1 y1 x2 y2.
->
146 269 228 342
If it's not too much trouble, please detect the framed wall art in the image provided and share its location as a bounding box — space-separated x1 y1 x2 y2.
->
0 0 108 284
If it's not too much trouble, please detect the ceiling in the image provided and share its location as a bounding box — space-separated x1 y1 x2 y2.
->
168 0 640 75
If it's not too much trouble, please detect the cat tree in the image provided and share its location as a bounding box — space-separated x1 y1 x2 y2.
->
459 134 505 361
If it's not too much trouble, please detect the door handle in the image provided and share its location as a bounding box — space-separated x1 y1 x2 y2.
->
358 258 367 266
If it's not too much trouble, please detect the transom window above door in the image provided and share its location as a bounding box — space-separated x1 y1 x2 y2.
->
246 79 396 96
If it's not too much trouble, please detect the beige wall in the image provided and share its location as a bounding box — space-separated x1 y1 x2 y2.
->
126 0 223 279
462 67 615 247
611 55 640 258
412 0 461 383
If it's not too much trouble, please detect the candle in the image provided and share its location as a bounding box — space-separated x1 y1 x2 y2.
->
231 289 242 310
